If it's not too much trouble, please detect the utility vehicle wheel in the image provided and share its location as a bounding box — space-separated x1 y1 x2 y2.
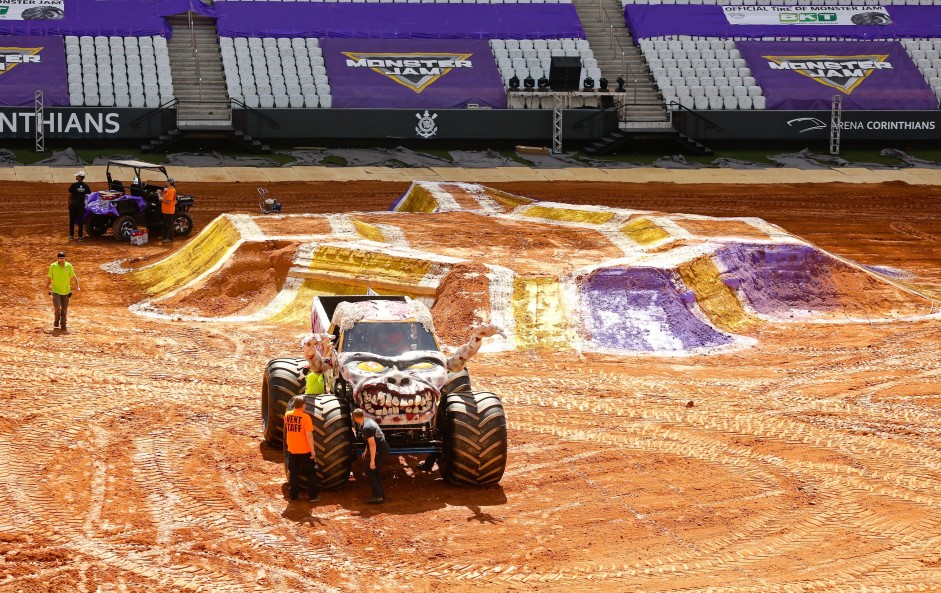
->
312 394 354 490
261 357 305 446
113 215 137 241
173 213 194 237
85 216 108 237
441 391 507 487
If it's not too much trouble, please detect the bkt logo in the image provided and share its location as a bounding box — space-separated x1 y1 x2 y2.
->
0 7 8 15
780 13 837 23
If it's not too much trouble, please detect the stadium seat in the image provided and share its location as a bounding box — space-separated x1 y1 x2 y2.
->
723 96 737 109
752 95 766 110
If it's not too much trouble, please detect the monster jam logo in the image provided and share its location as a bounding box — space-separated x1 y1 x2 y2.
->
764 55 892 94
343 52 473 93
0 47 42 73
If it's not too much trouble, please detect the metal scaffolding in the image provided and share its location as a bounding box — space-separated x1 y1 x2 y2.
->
34 90 45 153
552 93 563 154
829 94 842 155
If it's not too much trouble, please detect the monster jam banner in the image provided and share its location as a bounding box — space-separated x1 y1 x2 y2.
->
0 0 213 36
722 6 891 27
323 39 506 109
0 0 64 21
0 35 68 106
737 41 937 111
624 5 941 40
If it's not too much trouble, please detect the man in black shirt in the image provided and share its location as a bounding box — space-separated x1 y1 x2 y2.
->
352 408 389 504
68 171 91 241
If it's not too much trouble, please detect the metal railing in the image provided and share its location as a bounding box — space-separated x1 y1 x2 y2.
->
187 10 203 101
229 98 281 130
597 4 637 104
129 98 180 129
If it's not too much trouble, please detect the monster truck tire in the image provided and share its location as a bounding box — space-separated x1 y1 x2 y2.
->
442 369 472 396
312 394 354 490
261 357 305 446
113 215 137 242
441 391 507 487
173 213 194 237
85 215 109 237
283 395 353 491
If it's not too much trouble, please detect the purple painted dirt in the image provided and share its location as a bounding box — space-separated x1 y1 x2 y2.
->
716 243 841 314
580 267 733 352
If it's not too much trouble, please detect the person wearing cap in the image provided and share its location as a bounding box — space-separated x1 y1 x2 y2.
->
159 178 177 243
47 252 79 331
67 171 91 241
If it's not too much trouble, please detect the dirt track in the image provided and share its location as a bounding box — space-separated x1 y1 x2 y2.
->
2 179 941 592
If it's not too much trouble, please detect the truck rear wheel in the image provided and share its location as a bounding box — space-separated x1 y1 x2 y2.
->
262 358 305 446
113 215 137 241
85 215 108 237
441 391 507 487
313 394 354 490
173 213 194 237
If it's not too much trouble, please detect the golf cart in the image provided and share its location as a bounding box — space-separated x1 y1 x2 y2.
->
83 160 195 242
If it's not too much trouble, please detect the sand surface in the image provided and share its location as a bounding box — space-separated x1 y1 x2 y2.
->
2 179 941 592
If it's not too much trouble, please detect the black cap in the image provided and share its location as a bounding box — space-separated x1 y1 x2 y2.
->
57 252 66 258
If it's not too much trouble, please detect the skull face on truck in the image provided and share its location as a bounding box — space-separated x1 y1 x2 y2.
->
337 320 447 426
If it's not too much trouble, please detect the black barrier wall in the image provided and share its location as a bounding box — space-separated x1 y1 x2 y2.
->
233 108 616 142
673 110 941 141
0 108 170 140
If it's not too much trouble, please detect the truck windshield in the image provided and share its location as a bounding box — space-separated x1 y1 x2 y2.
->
342 322 439 356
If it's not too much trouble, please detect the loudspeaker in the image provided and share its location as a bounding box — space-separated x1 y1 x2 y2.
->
549 56 581 91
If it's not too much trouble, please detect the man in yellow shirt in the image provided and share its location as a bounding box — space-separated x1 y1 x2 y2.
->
284 396 320 503
47 251 80 331
159 179 177 244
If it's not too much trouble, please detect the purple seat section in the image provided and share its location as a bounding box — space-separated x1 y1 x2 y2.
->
215 3 584 40
715 243 841 315
580 267 732 352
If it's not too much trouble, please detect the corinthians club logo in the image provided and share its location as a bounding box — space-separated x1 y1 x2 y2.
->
764 54 892 94
415 110 438 139
0 47 42 73
344 52 473 93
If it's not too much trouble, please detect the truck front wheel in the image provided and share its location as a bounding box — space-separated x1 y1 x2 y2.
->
262 358 305 446
441 391 507 487
313 394 354 490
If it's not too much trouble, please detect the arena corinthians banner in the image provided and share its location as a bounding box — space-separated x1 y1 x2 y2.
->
722 5 891 27
737 41 937 110
0 35 68 106
323 39 506 109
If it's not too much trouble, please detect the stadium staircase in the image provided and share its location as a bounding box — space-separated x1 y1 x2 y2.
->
573 0 713 155
147 12 268 153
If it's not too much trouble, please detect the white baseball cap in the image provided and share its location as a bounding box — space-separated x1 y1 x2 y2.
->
76 170 86 177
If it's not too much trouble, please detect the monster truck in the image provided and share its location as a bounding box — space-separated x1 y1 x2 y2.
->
83 160 195 241
261 295 507 489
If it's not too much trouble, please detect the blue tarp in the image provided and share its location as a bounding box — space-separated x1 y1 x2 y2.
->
215 3 584 40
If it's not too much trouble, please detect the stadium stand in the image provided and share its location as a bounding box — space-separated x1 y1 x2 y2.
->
65 35 174 108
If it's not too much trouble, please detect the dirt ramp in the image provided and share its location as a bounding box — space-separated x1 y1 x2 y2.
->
717 243 933 319
579 267 735 352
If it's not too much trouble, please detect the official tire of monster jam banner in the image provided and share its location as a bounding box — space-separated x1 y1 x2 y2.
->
674 111 941 141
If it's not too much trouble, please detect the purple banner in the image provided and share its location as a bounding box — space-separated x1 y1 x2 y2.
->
625 5 941 40
0 0 212 37
0 35 69 107
324 39 506 109
216 3 584 40
738 41 937 111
